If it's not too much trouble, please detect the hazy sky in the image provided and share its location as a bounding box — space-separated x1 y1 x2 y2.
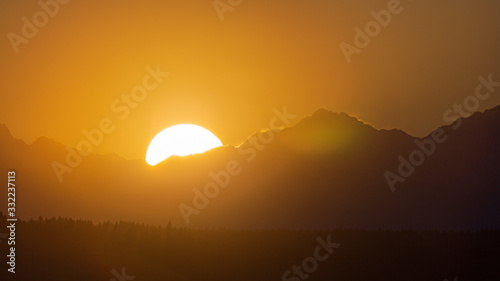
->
1 0 499 159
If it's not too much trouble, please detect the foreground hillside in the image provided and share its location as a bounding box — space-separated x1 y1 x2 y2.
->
0 215 498 281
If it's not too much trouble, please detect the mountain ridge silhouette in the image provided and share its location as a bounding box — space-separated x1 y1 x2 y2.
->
1 106 499 230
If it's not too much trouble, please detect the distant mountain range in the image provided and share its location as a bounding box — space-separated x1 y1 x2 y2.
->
1 106 499 230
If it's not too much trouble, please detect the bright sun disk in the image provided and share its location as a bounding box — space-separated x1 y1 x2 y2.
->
146 124 223 166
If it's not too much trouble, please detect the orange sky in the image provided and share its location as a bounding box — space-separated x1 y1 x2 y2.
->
1 0 499 159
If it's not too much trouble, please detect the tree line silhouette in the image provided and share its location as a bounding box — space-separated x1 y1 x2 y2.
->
0 213 498 281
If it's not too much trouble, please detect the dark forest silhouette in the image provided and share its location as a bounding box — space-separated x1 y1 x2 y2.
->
0 213 498 281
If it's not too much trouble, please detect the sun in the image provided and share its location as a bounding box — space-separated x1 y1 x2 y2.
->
146 124 223 166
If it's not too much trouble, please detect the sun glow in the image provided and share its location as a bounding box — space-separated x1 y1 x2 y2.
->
146 124 223 166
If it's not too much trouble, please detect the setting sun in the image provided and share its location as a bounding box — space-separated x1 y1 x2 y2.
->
146 124 223 166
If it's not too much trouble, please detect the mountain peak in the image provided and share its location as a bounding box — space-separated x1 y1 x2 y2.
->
0 123 14 140
305 109 367 130
311 108 350 119
32 136 64 150
312 108 334 116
